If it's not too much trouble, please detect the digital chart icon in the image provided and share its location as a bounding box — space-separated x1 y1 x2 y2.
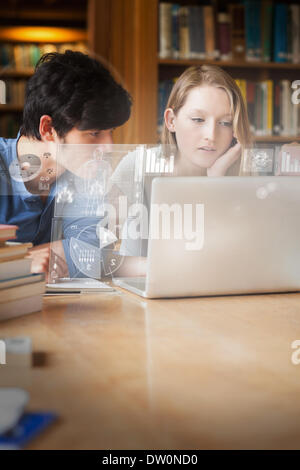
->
9 154 42 182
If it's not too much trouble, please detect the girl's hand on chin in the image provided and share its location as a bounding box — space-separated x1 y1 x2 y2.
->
206 141 241 177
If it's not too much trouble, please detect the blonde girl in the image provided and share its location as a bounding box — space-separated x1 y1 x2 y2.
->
162 64 252 176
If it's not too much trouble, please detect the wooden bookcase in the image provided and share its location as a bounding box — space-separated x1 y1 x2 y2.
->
88 0 158 144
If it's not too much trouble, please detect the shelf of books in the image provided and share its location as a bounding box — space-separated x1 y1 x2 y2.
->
158 1 300 144
0 24 87 138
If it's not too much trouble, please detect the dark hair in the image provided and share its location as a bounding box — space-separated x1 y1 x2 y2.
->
20 50 132 140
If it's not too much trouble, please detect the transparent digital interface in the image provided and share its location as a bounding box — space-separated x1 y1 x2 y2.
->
49 144 177 284
3 140 300 285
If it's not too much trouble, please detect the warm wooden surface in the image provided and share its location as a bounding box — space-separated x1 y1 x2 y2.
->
1 289 300 449
88 0 158 144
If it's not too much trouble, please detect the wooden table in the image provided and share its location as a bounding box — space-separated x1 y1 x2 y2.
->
1 288 300 450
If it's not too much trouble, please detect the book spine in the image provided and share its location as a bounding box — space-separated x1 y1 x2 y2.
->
229 4 245 60
244 1 255 61
253 1 262 61
0 258 32 281
273 81 281 135
262 2 273 62
0 294 43 321
254 82 262 135
159 3 172 59
274 4 288 62
197 6 206 60
292 90 298 136
246 81 255 134
204 5 216 60
261 81 267 135
217 13 231 61
291 5 300 64
171 4 180 59
287 5 293 62
179 6 190 59
281 80 290 134
188 6 197 59
0 280 45 304
266 80 273 136
236 78 247 104
157 81 165 134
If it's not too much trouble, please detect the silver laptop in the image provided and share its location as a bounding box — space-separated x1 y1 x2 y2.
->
113 176 300 298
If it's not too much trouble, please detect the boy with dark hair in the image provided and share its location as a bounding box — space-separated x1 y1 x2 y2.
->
0 50 132 275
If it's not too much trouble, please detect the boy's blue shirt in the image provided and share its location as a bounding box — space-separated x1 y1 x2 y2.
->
0 136 56 245
0 135 102 278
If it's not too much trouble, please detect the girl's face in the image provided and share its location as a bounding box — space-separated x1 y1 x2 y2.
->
165 85 234 170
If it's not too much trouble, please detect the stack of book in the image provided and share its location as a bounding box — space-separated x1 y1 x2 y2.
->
0 225 45 321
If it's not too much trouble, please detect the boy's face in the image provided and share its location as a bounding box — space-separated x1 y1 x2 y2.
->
62 127 114 145
54 127 114 177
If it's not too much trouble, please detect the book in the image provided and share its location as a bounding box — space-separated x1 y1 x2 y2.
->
229 4 245 60
197 6 206 60
178 6 189 59
291 4 300 64
204 5 216 60
0 272 44 290
244 0 256 61
253 1 262 60
188 6 205 60
281 79 291 135
254 82 262 135
273 3 288 62
157 78 175 134
0 294 43 321
171 4 180 59
262 1 273 62
188 6 198 59
0 280 45 304
246 81 255 134
0 242 32 260
217 13 231 61
159 3 172 59
266 80 273 136
287 4 293 62
261 81 267 135
273 81 281 135
0 254 28 263
0 224 18 241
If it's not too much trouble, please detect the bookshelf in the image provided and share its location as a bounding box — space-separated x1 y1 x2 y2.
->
91 0 300 145
1 0 300 146
0 0 88 138
157 0 300 145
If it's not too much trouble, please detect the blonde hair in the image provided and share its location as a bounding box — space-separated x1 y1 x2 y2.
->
161 65 252 175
